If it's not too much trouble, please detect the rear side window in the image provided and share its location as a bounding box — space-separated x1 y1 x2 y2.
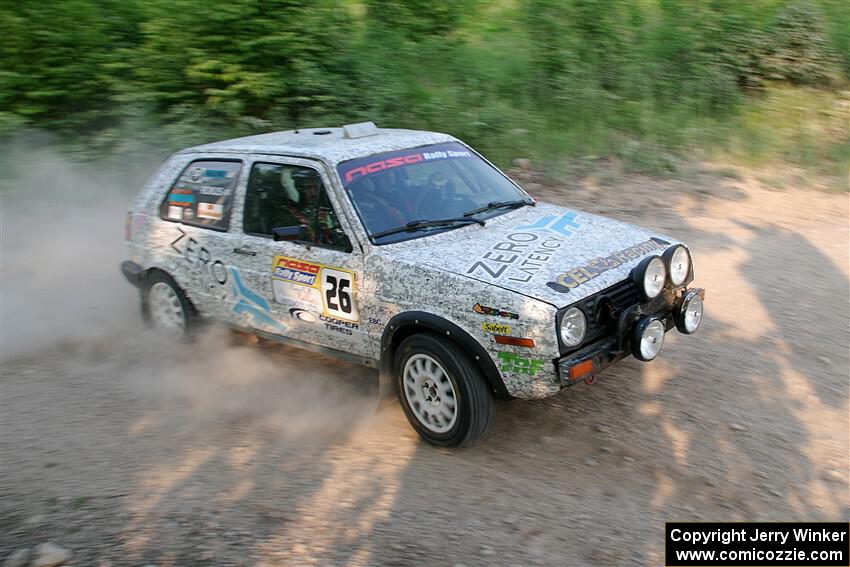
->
160 160 241 230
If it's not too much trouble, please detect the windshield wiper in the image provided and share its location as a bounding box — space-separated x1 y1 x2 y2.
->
463 199 535 217
370 217 485 241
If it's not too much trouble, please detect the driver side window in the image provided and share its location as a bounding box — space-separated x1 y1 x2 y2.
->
243 162 351 251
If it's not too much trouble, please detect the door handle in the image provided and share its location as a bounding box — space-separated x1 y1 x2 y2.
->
233 247 256 256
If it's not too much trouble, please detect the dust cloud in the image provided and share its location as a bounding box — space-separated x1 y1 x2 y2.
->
0 136 157 360
0 136 378 442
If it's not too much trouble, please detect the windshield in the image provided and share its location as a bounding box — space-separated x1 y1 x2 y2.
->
337 142 529 244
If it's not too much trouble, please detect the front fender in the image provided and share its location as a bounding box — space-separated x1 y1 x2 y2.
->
379 311 513 400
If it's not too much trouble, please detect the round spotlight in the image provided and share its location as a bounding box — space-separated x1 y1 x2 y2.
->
663 245 691 286
676 290 703 334
633 317 665 361
632 255 666 300
560 306 587 348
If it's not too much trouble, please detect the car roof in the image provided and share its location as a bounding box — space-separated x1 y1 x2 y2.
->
179 124 457 165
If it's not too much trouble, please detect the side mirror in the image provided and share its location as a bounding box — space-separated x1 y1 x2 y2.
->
272 225 307 242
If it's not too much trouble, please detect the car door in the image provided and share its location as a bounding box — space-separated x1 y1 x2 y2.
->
223 155 372 358
155 156 244 319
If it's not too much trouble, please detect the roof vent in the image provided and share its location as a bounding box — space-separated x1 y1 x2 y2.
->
313 130 332 135
342 121 379 139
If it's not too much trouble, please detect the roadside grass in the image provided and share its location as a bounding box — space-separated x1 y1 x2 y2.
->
708 87 849 192
525 86 849 191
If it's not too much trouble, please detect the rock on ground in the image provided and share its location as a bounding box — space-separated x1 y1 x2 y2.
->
30 543 71 567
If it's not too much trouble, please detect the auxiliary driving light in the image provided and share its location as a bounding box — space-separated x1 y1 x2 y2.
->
676 289 703 334
663 244 691 286
632 255 666 300
633 317 665 361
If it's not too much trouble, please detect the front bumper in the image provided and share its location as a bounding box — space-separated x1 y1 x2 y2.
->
121 261 144 287
556 287 705 385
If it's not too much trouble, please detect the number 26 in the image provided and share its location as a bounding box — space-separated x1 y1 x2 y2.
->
325 275 352 314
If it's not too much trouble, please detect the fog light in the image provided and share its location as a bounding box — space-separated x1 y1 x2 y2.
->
633 317 665 361
677 289 703 334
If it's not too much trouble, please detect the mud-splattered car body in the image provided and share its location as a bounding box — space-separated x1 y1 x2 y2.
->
122 122 704 444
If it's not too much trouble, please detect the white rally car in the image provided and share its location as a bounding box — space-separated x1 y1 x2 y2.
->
122 122 704 446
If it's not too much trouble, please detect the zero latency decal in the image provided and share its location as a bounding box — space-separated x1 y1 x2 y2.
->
230 267 287 334
271 256 359 323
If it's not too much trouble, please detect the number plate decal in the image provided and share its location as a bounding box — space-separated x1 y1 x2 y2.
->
272 256 359 322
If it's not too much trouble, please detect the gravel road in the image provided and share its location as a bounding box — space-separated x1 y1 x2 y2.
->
1 157 848 566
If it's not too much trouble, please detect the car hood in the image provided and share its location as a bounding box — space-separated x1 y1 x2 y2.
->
380 202 679 308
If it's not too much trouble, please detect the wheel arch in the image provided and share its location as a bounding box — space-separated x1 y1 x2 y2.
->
138 266 200 320
380 311 512 400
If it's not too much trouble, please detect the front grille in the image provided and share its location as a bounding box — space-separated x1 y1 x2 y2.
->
559 278 640 355
603 278 640 316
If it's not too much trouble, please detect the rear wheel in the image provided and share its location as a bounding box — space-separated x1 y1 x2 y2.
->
144 272 196 339
394 334 494 447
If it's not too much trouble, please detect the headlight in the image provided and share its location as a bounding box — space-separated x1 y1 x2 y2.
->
632 255 666 300
559 307 587 348
676 289 703 334
633 317 665 361
663 245 691 286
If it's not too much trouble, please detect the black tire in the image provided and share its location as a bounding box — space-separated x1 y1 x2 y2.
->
393 333 494 447
143 271 198 338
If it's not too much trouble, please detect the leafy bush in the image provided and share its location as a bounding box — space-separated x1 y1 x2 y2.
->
0 0 845 176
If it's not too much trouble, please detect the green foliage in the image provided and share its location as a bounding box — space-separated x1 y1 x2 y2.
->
0 0 846 176
364 0 471 37
0 1 140 134
761 0 840 85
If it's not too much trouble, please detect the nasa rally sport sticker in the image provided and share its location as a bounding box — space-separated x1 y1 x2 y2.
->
271 256 359 323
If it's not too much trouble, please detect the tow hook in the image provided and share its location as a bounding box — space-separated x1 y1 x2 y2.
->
584 375 597 385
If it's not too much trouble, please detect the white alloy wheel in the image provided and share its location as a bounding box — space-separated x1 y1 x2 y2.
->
148 281 186 337
403 353 458 433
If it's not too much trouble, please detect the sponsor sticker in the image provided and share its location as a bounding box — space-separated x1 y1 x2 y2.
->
199 185 231 196
229 267 287 334
271 256 359 323
272 280 323 307
167 205 183 220
546 238 667 293
497 352 545 376
473 303 519 320
197 202 224 220
203 169 232 179
320 314 359 335
514 210 581 238
168 188 195 208
467 231 566 283
272 257 321 287
482 322 511 334
289 308 318 323
337 142 475 185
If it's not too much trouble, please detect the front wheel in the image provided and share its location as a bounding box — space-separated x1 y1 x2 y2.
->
394 334 494 447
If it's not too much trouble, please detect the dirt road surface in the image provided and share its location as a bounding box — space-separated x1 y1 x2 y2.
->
2 160 848 566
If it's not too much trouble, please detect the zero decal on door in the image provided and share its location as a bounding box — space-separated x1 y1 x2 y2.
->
271 256 359 323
